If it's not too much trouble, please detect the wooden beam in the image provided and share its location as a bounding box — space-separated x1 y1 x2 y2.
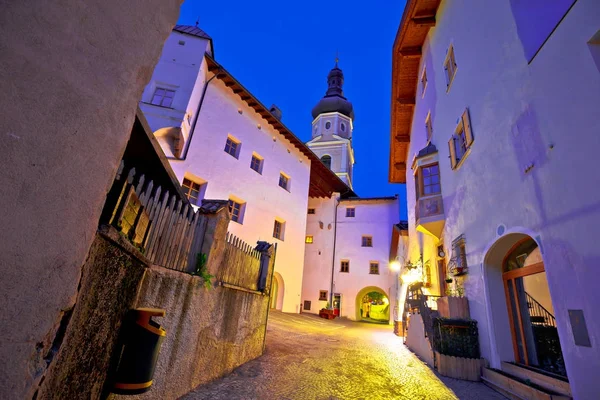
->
232 88 243 94
397 97 416 106
225 81 235 87
395 134 411 143
399 47 422 58
394 162 407 170
412 16 436 27
240 94 251 101
247 101 258 107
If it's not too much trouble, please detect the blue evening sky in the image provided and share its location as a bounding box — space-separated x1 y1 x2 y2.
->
178 0 408 219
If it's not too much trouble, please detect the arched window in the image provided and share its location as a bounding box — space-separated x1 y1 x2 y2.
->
321 155 332 169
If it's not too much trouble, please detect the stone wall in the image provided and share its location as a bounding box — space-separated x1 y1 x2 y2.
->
35 227 148 399
0 1 182 398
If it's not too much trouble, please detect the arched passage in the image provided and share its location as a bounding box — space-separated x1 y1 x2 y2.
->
355 286 390 323
270 272 284 310
484 233 565 376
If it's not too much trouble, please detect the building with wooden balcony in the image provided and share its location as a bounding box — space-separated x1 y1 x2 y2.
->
389 0 600 398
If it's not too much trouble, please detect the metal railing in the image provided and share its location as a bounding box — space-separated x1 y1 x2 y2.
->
526 292 556 328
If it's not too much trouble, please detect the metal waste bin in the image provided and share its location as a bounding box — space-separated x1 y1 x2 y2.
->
112 308 166 395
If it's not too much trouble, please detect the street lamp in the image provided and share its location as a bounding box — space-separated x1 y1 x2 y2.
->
389 260 401 272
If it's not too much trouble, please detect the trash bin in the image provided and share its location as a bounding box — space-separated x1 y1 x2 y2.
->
112 308 166 395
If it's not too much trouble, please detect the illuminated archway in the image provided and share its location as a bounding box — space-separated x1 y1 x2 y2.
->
270 272 285 310
355 286 389 322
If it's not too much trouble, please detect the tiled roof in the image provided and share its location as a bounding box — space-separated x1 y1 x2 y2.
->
173 25 211 39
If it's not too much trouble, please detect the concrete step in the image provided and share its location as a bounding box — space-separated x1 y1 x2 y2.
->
482 368 571 400
501 362 571 398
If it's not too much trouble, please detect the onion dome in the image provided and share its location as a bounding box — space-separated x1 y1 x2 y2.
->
311 62 354 120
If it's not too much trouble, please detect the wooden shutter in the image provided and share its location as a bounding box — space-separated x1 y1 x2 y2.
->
462 109 474 148
448 137 457 169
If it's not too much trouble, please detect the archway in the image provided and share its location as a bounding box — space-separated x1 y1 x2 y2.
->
355 286 390 323
484 233 565 376
270 272 284 310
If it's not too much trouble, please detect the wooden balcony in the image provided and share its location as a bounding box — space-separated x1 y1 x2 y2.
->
415 194 445 239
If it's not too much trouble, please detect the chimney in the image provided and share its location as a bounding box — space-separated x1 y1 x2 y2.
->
269 104 282 120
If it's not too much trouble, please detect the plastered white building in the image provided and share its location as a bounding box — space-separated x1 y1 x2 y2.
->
390 0 600 398
301 64 401 322
139 26 351 314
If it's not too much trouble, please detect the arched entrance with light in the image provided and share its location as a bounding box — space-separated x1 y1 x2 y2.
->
484 233 566 377
270 272 284 310
355 286 390 324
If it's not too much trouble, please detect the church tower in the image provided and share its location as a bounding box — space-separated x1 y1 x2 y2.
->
307 62 355 189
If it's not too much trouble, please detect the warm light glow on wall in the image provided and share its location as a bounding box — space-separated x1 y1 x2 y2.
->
401 267 422 285
389 260 401 272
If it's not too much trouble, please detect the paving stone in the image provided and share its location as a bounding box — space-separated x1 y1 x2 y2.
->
183 312 507 400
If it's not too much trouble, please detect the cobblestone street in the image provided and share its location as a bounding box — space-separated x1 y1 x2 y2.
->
183 312 506 400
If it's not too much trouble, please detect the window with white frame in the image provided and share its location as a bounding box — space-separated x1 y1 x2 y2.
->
224 136 241 159
250 153 263 174
369 262 380 275
346 207 355 218
151 88 176 108
361 236 373 247
425 112 433 142
273 219 285 240
279 172 290 191
444 45 457 90
228 198 245 224
319 290 328 301
448 109 474 169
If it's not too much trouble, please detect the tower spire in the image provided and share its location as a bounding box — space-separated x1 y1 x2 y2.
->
335 50 339 67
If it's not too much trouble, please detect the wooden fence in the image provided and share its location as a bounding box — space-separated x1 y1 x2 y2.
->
103 162 272 278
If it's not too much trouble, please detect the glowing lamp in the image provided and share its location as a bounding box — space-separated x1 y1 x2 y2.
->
389 260 401 272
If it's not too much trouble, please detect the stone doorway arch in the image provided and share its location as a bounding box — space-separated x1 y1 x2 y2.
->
270 272 284 310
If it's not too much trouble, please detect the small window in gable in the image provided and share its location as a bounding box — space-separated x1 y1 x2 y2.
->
307 208 316 215
444 45 458 91
346 207 355 218
224 135 241 159
151 88 176 108
448 108 474 169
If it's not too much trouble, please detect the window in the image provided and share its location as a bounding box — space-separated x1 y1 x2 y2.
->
305 235 314 244
151 88 176 108
224 136 241 159
369 262 380 275
444 45 457 90
319 290 328 301
425 112 433 142
250 154 263 174
341 123 346 132
279 173 290 191
346 207 355 218
421 67 428 97
421 163 441 196
325 121 331 129
362 236 373 247
304 300 312 311
320 155 332 169
307 208 316 215
182 178 202 205
448 109 474 169
273 219 285 240
340 260 350 273
452 235 468 273
228 199 244 223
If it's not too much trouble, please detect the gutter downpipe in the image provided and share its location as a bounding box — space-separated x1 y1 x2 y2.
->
174 65 223 161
